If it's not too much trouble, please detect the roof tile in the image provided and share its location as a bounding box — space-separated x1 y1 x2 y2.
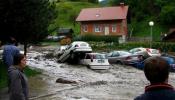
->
76 6 128 21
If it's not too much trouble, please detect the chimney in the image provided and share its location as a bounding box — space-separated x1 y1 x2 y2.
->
120 2 124 7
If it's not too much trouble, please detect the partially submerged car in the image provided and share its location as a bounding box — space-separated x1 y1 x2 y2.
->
58 41 92 63
129 47 161 59
54 45 68 57
132 56 175 72
79 53 111 70
107 50 143 65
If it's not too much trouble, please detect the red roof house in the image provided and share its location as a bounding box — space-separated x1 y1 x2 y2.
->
76 3 129 39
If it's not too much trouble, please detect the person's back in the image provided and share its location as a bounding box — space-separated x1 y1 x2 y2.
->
2 37 20 68
134 56 175 100
135 84 175 100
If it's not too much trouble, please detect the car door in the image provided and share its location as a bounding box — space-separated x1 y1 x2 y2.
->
108 51 120 63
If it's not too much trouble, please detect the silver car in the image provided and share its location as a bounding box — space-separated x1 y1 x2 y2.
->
129 47 161 59
107 50 143 65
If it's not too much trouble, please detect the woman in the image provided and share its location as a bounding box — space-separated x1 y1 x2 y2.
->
8 54 29 100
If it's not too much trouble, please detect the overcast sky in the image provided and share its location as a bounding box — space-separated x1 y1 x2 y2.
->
98 0 103 2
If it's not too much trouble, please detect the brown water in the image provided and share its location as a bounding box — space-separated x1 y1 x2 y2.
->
1 45 175 100
27 64 175 100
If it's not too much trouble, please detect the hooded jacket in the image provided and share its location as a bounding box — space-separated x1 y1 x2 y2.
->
8 66 28 100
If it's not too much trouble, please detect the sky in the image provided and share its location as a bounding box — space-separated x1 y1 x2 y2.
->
98 0 104 2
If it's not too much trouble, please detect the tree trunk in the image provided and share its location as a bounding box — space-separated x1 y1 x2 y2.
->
24 42 28 56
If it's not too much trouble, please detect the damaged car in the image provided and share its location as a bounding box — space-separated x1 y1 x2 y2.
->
58 41 92 63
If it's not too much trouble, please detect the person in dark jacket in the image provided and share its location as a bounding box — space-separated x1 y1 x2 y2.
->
134 56 175 100
2 37 20 68
8 54 28 100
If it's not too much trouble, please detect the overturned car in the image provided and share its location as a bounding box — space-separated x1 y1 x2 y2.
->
58 41 92 63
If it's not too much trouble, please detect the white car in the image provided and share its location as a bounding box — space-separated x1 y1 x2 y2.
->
54 45 68 57
80 53 111 70
129 47 161 59
107 50 143 65
58 41 92 63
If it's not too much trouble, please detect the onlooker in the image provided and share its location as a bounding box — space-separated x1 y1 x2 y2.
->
8 54 28 100
134 56 175 100
2 37 20 68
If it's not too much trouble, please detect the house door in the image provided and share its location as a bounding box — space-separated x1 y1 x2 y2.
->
104 26 109 35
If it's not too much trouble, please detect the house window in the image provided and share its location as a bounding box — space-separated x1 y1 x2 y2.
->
94 24 101 32
112 24 117 32
82 25 88 32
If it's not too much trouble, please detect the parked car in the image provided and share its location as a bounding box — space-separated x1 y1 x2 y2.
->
129 47 161 59
107 50 143 65
132 56 175 72
58 41 92 63
79 53 111 70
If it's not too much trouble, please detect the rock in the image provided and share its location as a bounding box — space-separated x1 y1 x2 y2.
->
56 78 77 84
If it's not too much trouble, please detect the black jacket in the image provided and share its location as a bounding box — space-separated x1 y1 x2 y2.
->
134 83 175 100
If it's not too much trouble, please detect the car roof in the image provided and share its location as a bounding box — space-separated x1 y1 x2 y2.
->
112 50 129 53
72 41 89 44
86 52 100 54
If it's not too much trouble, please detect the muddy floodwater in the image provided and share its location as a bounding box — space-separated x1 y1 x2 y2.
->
1 45 175 100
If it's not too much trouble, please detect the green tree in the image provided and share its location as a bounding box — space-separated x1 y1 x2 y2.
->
0 0 57 55
88 0 98 3
159 5 175 25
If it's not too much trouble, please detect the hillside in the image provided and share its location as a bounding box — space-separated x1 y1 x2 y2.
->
49 1 170 41
48 1 100 35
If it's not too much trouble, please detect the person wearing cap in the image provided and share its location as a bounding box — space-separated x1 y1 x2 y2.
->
134 56 175 100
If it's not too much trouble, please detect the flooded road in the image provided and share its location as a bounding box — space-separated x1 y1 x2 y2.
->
1 45 175 100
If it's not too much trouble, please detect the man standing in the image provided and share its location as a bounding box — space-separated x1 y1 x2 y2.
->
134 56 175 100
2 37 20 68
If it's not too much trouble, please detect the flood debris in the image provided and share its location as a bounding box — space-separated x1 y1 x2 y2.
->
56 78 77 84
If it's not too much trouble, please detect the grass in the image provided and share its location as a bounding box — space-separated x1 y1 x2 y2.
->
128 20 169 41
49 1 100 35
0 61 8 88
0 60 41 89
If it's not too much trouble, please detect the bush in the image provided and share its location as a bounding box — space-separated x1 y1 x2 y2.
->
89 41 175 53
0 61 8 88
73 34 119 43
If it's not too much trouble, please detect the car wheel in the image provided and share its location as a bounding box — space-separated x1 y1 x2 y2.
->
70 51 74 59
87 65 91 69
116 61 123 65
139 55 144 61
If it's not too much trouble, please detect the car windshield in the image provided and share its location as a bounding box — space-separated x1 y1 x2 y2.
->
80 43 88 46
95 54 106 59
119 51 131 55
